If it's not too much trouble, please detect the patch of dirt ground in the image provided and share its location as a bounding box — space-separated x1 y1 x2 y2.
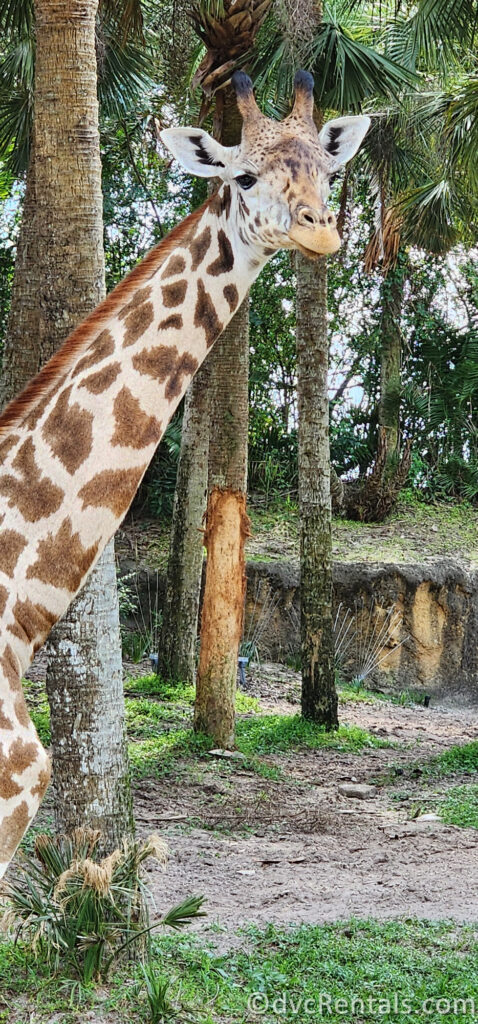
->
136 668 478 933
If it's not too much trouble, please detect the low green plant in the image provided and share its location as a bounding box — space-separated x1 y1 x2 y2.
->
235 714 389 755
140 963 176 1022
425 741 478 777
435 785 478 829
4 829 205 984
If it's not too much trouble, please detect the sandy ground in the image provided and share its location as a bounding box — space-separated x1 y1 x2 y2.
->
136 670 478 933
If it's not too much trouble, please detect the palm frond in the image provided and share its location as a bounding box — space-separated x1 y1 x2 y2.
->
397 179 462 252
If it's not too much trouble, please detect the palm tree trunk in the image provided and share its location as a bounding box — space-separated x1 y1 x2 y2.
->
281 0 337 726
378 259 407 473
0 0 133 850
296 254 338 727
193 90 250 747
158 363 210 684
194 296 250 747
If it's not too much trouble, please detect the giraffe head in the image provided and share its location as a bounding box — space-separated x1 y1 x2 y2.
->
160 70 370 258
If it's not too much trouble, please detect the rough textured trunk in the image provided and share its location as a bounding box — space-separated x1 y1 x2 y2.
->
0 0 133 848
45 544 133 844
296 253 338 728
194 294 250 745
378 260 407 472
0 149 41 407
194 488 249 746
193 91 250 746
158 362 210 683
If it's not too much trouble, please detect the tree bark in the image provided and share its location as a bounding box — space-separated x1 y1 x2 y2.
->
194 293 250 747
378 259 407 473
158 362 210 684
45 545 133 844
0 0 133 849
296 254 338 728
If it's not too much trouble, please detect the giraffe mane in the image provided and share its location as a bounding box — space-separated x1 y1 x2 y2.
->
0 198 212 442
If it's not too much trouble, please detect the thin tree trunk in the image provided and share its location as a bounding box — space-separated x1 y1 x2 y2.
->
194 297 250 747
0 149 41 407
0 0 133 849
158 362 210 683
45 545 133 842
296 254 338 728
378 259 407 472
193 86 250 747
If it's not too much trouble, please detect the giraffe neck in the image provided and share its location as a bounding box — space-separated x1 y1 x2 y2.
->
0 186 272 677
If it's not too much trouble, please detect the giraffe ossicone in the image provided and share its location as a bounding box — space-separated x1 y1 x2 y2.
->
0 71 370 876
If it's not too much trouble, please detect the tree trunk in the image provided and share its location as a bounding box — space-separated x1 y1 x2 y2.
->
194 294 250 747
0 0 133 849
378 259 407 473
45 544 133 844
158 362 210 684
296 254 338 728
0 149 41 407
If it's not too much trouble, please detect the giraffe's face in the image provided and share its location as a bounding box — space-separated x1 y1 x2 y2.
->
161 71 370 258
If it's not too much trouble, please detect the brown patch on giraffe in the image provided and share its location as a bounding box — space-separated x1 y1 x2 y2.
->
118 286 152 320
0 434 19 464
24 376 68 431
210 184 232 219
42 386 93 474
0 530 27 578
31 764 51 798
0 584 7 616
8 597 57 652
194 279 224 348
122 302 155 348
132 346 198 401
111 386 162 450
0 700 13 730
0 438 64 523
72 330 115 378
79 361 121 395
161 255 186 279
14 694 31 730
162 280 187 308
207 229 234 276
27 516 99 594
0 800 30 861
0 646 20 694
0 737 38 799
78 464 147 518
159 314 183 331
190 226 212 271
223 284 239 312
0 200 214 440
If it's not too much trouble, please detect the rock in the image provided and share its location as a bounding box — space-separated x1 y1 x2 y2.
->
208 748 246 761
415 812 441 822
338 783 377 800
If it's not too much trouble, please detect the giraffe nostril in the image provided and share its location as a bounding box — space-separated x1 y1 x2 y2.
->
303 213 315 225
327 213 335 226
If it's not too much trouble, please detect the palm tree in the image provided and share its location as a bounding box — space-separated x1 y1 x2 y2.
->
0 0 155 849
158 1 271 748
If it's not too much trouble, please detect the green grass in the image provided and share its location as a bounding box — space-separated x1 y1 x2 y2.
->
3 919 477 1022
234 714 389 755
154 920 478 1023
424 741 478 777
435 785 478 829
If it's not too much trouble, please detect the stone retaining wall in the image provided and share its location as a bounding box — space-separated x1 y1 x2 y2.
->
120 557 478 703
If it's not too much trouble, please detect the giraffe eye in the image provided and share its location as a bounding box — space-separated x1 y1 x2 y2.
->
235 173 257 190
329 173 339 186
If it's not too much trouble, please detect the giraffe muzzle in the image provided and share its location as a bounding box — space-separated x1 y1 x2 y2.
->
288 205 341 256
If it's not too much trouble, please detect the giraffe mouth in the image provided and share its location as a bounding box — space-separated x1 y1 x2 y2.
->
288 225 342 258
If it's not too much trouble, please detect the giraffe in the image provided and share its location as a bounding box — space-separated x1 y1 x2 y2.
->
0 70 370 877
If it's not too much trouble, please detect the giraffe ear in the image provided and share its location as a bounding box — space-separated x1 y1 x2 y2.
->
160 127 233 178
318 116 371 170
